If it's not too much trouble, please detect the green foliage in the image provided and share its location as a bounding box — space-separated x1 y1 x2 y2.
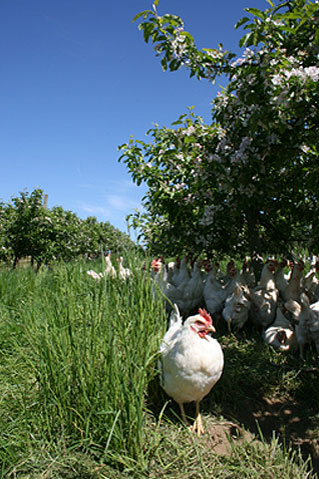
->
120 0 319 259
133 4 235 81
0 189 138 267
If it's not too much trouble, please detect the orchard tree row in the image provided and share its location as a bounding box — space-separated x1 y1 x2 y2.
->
0 189 137 268
119 0 319 267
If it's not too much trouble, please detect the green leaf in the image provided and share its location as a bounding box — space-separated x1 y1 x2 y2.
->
242 22 255 31
161 57 167 71
239 32 252 47
142 23 155 43
169 58 182 71
179 31 194 42
132 10 153 23
244 7 265 20
184 136 197 144
235 16 250 29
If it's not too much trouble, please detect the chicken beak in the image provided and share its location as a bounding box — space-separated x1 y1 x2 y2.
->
206 324 216 333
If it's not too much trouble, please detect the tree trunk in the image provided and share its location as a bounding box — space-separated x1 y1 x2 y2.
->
245 207 263 281
13 256 19 269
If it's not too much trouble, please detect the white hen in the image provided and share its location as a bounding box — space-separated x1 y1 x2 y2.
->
248 259 279 329
262 307 296 352
151 259 188 313
159 305 224 436
281 259 304 303
203 262 238 315
303 257 319 302
117 256 131 280
87 269 103 281
274 259 290 296
103 252 117 279
285 293 319 358
222 283 251 333
172 256 190 287
181 261 205 313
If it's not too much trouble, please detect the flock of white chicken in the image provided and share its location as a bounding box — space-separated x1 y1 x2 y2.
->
151 255 319 358
87 252 131 281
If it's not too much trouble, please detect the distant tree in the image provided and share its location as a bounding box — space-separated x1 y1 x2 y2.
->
6 189 47 267
0 201 13 262
0 189 138 267
119 0 319 262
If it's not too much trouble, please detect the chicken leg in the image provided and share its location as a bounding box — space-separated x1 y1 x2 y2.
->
178 402 190 426
178 401 204 436
191 401 204 436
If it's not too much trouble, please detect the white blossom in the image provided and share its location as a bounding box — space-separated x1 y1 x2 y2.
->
301 144 310 153
199 205 223 226
305 66 319 81
265 18 284 26
243 48 255 60
207 153 221 163
271 74 282 86
184 125 196 135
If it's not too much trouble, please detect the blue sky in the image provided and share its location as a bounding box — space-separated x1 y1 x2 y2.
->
1 0 267 236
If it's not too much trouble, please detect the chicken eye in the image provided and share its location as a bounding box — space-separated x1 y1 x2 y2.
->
195 320 205 327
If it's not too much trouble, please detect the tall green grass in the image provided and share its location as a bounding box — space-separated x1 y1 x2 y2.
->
0 257 167 475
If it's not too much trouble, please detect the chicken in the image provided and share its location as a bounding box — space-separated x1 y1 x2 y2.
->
281 259 304 303
166 258 179 284
285 293 319 359
87 269 103 281
172 256 190 288
262 307 296 352
218 260 236 284
248 259 279 329
225 261 243 285
159 305 224 436
257 259 278 290
303 257 319 302
222 283 251 333
150 257 163 278
240 258 256 288
151 258 189 313
117 256 131 280
103 251 117 279
180 261 205 313
203 264 225 315
274 259 290 296
203 261 240 315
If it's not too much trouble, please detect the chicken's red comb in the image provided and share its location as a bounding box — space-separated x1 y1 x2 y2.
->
151 259 162 272
198 308 213 325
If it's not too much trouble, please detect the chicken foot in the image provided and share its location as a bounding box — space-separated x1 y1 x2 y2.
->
191 401 204 436
179 401 204 436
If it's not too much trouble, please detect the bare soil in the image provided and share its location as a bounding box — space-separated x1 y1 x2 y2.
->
205 394 319 474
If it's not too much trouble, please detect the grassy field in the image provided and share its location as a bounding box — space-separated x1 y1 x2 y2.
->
0 256 318 478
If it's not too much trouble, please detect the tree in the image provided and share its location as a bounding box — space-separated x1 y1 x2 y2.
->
119 0 319 262
0 201 13 262
6 189 48 268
